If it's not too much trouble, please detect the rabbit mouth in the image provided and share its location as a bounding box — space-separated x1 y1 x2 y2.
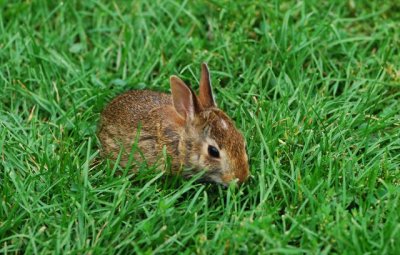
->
197 175 216 183
197 174 229 187
182 172 227 186
181 168 228 186
197 178 228 187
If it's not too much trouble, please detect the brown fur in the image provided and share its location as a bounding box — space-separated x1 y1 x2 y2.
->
98 64 249 185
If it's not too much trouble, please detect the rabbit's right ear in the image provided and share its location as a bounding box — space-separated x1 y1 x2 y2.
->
199 63 216 108
170 75 203 121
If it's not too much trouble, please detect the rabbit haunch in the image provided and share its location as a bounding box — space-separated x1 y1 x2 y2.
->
98 63 249 185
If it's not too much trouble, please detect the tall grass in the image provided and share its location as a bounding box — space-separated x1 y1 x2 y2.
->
1 1 399 254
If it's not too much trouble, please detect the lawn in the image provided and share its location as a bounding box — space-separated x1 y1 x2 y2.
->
1 0 399 254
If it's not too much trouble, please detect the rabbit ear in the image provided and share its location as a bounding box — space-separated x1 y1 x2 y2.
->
199 63 216 108
170 75 202 121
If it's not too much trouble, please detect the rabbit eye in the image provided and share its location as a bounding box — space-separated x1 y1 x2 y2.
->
208 145 220 158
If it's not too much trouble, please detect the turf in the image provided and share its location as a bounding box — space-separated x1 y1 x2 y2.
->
1 0 400 254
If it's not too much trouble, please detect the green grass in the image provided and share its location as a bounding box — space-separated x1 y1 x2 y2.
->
1 0 400 254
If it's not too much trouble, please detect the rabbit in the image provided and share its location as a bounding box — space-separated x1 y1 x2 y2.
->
98 63 249 185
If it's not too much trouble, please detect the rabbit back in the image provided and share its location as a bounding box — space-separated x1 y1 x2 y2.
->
98 90 174 167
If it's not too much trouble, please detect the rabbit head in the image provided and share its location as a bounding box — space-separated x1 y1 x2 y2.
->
170 63 249 185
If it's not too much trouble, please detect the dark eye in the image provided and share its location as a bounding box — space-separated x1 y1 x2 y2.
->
208 145 220 158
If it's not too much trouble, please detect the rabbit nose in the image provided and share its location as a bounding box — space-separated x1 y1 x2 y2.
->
235 164 250 184
222 171 248 185
236 171 249 184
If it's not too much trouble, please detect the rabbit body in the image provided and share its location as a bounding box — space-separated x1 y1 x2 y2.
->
99 90 184 170
99 64 249 185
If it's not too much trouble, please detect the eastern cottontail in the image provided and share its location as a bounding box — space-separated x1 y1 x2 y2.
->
98 63 249 185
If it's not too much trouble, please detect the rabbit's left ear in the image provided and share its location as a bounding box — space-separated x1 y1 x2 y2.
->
199 63 216 108
170 75 203 121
